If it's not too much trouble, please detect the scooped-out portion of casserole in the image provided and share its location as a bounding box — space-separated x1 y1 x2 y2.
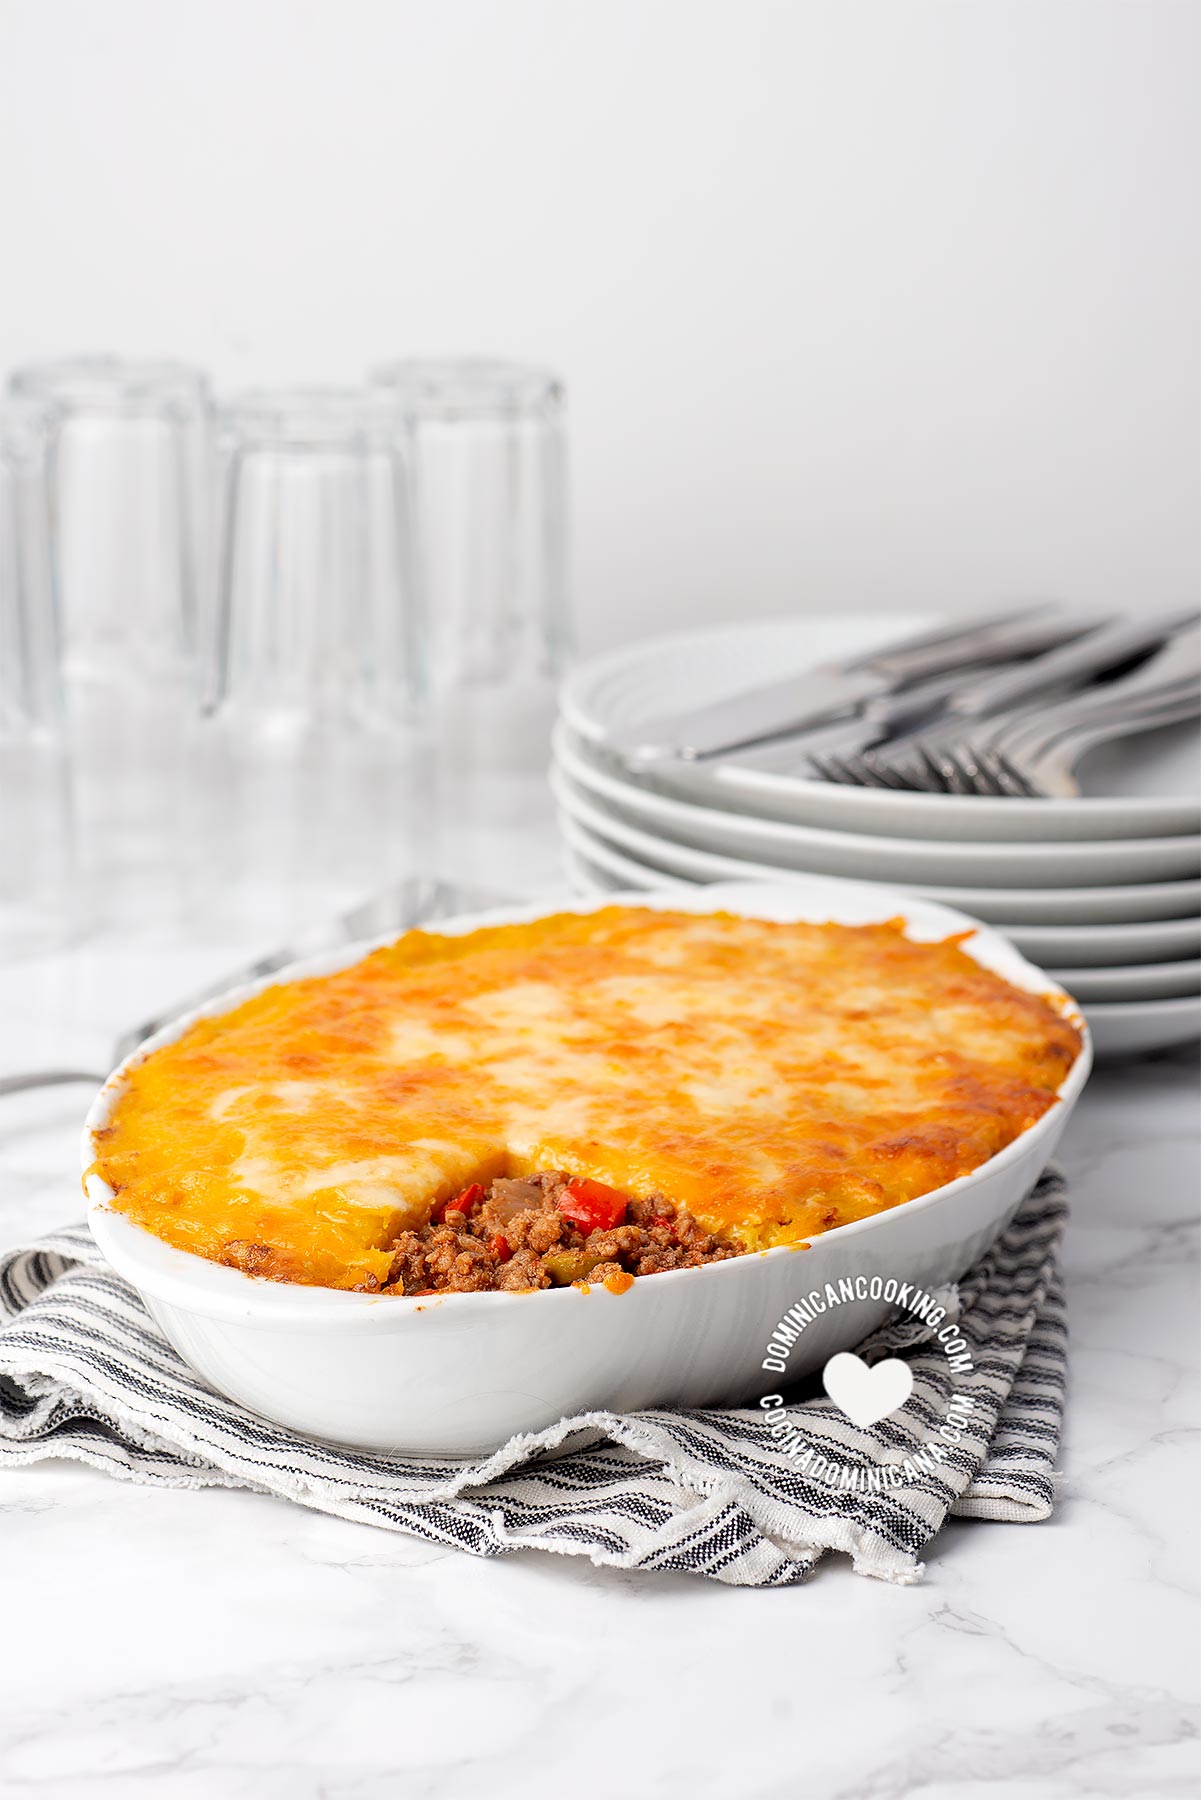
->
90 907 1082 1295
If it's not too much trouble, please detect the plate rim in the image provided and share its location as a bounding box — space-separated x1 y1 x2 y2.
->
562 617 1201 828
551 749 1201 885
1081 993 1201 1018
558 812 1201 961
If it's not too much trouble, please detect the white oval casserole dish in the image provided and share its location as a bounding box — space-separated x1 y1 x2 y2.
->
84 879 1091 1454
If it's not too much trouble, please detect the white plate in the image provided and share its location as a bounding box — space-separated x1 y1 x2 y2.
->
561 617 1201 842
560 818 690 892
1050 959 1201 1002
84 881 1089 1454
558 814 1201 969
562 844 630 895
558 727 1201 921
1007 915 1201 967
1080 996 1201 1058
554 759 1201 892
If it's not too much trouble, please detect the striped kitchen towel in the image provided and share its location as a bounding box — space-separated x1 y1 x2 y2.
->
0 1172 1067 1587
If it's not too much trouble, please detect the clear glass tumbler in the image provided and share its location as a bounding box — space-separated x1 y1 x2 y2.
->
186 389 429 944
6 357 213 931
0 398 77 956
368 359 570 890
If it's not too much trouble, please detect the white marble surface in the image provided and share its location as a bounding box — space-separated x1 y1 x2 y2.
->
1 816 1199 1800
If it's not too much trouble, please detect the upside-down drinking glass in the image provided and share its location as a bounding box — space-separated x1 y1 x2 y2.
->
0 397 76 955
186 389 429 942
6 357 213 929
368 359 570 889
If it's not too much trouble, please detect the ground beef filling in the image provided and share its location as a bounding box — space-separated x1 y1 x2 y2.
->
369 1172 741 1296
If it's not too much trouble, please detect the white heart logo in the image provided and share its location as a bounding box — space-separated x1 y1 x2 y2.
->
822 1352 913 1429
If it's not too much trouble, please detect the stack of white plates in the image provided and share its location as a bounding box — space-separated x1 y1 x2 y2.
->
554 617 1201 1058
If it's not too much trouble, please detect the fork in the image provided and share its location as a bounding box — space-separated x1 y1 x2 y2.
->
982 671 1200 800
819 674 1200 795
815 612 1200 794
917 623 1201 796
932 683 1199 797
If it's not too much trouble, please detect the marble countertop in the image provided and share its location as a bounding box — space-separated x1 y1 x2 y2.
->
1 820 1198 1799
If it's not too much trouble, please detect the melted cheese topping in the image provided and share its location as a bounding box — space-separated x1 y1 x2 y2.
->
92 907 1082 1290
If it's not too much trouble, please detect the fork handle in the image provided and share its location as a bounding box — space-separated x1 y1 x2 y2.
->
0 1071 106 1097
1050 687 1200 747
991 623 1199 756
1025 620 1200 724
948 609 1199 718
1012 690 1201 798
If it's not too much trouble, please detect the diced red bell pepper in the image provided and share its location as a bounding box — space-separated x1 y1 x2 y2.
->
488 1234 512 1262
557 1178 629 1235
430 1182 485 1226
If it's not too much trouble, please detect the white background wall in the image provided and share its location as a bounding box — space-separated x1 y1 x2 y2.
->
1 0 1197 654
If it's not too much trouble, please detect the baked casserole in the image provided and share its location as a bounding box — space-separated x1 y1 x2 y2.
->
90 906 1082 1296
